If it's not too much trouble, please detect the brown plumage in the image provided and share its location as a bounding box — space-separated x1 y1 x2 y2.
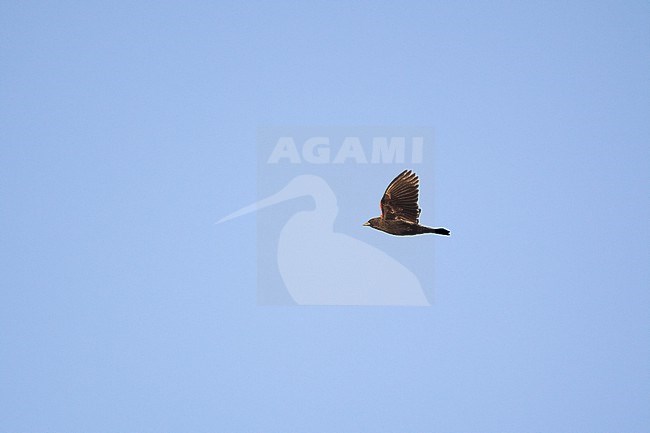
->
363 170 450 236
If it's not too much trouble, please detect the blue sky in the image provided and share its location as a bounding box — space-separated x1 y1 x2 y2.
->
1 1 649 432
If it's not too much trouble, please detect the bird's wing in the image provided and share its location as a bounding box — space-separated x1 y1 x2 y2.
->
380 170 421 223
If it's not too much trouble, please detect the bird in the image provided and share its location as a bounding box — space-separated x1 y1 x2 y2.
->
363 170 450 236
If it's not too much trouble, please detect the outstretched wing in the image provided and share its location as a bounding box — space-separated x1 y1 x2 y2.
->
380 170 421 223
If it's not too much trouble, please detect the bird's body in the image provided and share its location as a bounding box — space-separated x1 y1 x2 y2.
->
363 170 450 237
365 217 450 236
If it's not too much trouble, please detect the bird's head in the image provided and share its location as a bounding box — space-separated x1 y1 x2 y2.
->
363 217 381 228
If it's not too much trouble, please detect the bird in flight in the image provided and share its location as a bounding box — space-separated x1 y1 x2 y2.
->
363 170 450 236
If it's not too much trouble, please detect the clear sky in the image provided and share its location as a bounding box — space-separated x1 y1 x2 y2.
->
1 1 649 432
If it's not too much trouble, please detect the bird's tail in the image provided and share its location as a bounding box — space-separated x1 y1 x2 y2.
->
424 226 450 236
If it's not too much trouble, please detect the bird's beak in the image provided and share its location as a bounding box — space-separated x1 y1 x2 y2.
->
362 222 370 226
217 185 297 224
